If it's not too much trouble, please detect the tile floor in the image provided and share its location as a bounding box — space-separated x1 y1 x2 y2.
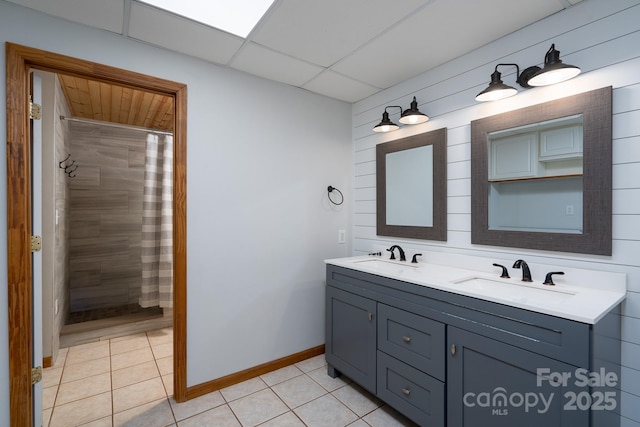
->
43 327 417 426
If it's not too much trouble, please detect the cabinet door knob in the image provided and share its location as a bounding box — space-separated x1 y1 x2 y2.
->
450 344 456 356
402 335 411 343
402 387 411 396
368 312 373 321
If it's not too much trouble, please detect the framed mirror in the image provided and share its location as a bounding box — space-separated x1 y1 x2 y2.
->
471 86 612 255
377 128 447 241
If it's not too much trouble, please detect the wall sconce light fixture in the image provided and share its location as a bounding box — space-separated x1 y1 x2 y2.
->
475 44 581 102
373 96 429 132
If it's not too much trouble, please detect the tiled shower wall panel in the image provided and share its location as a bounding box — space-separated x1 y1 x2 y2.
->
68 122 148 312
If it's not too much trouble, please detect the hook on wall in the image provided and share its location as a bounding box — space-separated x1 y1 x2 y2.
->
58 153 71 168
327 186 344 205
59 153 78 178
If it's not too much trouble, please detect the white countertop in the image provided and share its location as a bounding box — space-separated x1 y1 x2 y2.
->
325 255 626 324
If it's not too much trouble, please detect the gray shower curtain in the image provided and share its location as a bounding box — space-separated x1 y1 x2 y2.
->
139 133 174 308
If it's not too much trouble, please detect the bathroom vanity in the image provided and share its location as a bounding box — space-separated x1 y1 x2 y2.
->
325 255 625 427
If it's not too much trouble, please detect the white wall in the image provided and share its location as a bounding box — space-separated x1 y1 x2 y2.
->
0 2 351 424
351 0 640 424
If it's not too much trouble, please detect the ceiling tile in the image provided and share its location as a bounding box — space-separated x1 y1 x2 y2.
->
6 0 124 33
303 71 380 103
251 0 430 67
332 0 564 88
128 1 244 65
230 43 324 87
6 0 584 103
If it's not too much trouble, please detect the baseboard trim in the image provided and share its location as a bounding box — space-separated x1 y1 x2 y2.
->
43 356 52 369
185 344 325 401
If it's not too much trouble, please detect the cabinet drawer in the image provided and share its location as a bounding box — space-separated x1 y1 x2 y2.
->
378 303 445 381
377 351 445 427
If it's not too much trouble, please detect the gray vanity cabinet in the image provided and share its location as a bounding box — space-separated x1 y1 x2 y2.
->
447 326 587 426
325 286 377 393
376 304 446 425
325 264 621 427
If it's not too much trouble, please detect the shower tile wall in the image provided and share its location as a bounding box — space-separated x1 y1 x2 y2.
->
68 122 147 313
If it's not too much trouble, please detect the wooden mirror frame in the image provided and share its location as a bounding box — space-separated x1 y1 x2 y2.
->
376 128 447 241
471 86 612 255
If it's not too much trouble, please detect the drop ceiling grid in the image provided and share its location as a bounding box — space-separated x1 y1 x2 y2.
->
4 0 585 103
228 42 324 88
248 0 430 68
127 1 244 65
6 0 124 33
351 0 597 120
332 0 565 90
302 70 382 103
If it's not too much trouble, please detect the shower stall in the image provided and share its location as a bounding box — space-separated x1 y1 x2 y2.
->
59 118 173 347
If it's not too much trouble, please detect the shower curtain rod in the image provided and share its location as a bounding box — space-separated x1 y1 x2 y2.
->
60 115 173 136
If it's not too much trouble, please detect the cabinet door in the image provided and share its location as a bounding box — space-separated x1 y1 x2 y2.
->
489 133 537 180
539 125 583 161
447 327 588 427
325 286 377 393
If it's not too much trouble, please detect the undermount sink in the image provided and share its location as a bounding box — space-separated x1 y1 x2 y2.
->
353 258 419 274
452 276 576 305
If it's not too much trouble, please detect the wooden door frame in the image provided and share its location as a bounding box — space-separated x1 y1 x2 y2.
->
5 42 188 426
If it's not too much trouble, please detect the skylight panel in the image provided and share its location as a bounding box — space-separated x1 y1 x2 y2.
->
140 0 275 38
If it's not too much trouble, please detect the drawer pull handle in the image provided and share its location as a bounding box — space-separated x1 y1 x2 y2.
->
402 335 411 343
402 387 411 396
450 344 456 356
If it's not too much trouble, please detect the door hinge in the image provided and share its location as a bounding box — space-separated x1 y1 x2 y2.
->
31 366 42 385
31 235 42 252
30 101 41 120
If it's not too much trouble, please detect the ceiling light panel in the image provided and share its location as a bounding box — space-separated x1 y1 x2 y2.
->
138 0 275 38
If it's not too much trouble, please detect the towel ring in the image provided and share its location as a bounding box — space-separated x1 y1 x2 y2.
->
327 186 344 205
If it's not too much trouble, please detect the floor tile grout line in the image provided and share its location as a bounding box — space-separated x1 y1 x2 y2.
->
110 336 115 427
110 330 174 424
47 330 405 427
147 329 179 425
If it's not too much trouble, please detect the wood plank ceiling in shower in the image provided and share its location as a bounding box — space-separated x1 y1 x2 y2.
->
58 74 174 131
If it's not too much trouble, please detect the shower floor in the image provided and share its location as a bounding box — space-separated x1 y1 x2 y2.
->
61 304 172 348
67 303 163 324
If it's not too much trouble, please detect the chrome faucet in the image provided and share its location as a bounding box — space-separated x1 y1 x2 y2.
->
386 245 406 261
512 260 532 282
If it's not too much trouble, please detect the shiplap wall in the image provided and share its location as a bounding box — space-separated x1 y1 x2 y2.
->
352 0 640 424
